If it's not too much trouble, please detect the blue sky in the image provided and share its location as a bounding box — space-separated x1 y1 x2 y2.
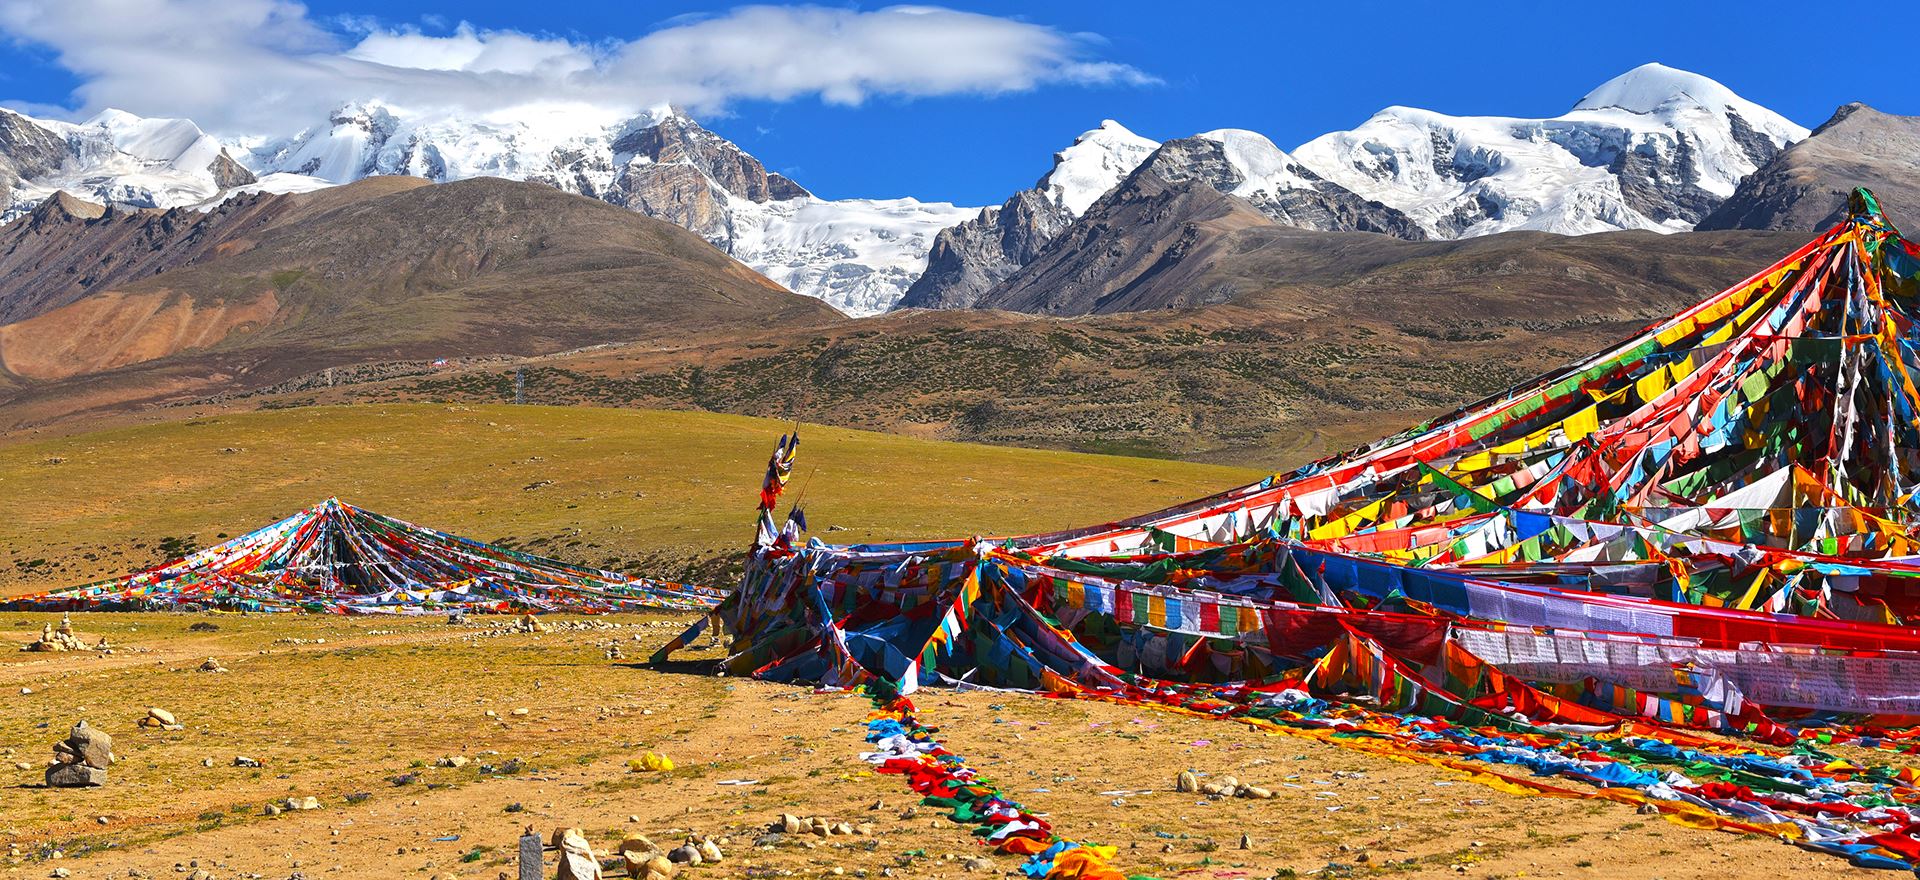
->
1 1 1912 205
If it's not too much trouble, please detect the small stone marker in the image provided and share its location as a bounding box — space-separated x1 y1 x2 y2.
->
519 825 543 880
139 707 183 730
46 721 113 787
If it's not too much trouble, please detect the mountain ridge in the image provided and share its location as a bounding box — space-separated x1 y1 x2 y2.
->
0 63 1839 319
968 131 1426 315
897 120 1158 311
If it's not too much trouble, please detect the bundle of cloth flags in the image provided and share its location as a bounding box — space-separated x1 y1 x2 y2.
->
5 498 719 615
663 190 1920 869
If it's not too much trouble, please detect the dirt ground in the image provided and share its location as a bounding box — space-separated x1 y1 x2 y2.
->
0 613 1889 880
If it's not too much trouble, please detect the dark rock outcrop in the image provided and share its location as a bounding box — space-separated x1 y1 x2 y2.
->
898 190 1071 310
208 151 259 189
0 110 72 216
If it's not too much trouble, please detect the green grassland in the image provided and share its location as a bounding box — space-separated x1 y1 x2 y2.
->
0 404 1262 595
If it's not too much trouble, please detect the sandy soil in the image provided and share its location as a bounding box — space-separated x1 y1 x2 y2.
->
0 613 1889 880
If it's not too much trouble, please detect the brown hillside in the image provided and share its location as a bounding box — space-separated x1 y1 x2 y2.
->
0 178 431 325
0 177 843 428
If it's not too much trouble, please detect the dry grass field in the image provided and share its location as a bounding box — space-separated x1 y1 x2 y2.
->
0 404 1259 596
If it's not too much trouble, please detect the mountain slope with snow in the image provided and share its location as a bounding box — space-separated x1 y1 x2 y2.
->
1292 64 1807 238
1041 120 1161 216
898 120 1158 310
969 130 1425 315
0 107 323 223
233 103 973 315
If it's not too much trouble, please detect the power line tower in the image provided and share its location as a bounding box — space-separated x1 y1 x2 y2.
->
513 368 525 405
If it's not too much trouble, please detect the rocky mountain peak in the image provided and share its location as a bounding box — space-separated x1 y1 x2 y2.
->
896 120 1159 311
326 101 399 132
0 109 71 216
27 191 108 225
610 113 809 204
1811 102 1872 136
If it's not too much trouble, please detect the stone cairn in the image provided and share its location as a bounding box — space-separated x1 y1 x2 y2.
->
20 615 95 653
46 721 113 787
138 707 183 731
513 613 549 634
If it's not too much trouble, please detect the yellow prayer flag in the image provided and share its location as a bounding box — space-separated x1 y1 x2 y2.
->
1671 355 1696 381
1452 451 1494 472
1563 404 1601 443
1308 497 1388 542
1635 364 1671 404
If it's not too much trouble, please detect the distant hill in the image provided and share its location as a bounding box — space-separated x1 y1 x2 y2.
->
201 224 1809 466
0 177 844 427
1697 104 1920 232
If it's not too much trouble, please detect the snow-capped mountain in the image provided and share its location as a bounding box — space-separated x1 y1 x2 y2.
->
1179 129 1423 236
0 63 1823 319
1041 120 1161 216
0 107 323 222
965 129 1426 315
233 102 974 315
906 123 1429 312
1292 64 1808 238
898 120 1158 310
729 196 977 316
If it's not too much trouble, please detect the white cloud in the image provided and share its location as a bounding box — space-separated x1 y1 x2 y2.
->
345 27 598 76
0 1 1153 134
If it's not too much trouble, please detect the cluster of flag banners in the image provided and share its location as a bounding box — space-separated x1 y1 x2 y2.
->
5 498 719 615
663 190 1920 869
862 690 1129 880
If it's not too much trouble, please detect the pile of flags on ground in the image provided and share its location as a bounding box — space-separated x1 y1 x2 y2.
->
666 190 1920 869
862 690 1130 880
5 498 719 615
